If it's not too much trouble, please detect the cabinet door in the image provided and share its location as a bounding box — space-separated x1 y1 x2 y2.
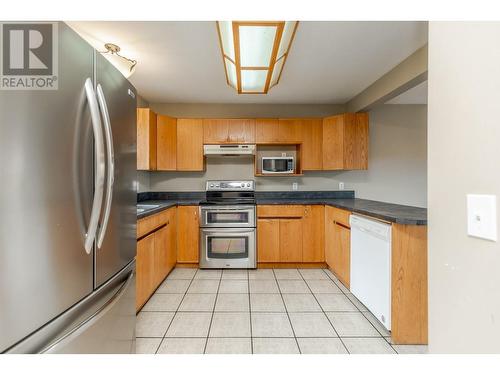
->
302 205 325 262
228 119 255 143
137 108 157 170
301 119 323 170
166 208 177 276
323 113 369 170
322 114 344 170
279 219 303 262
324 206 336 267
136 232 155 310
255 118 280 143
203 119 255 144
177 206 200 263
177 119 204 171
257 219 280 262
278 119 303 143
334 223 351 288
203 119 229 143
157 115 177 171
344 113 368 170
153 225 168 286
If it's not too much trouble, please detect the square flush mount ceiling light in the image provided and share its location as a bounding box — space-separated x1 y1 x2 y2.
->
216 21 298 94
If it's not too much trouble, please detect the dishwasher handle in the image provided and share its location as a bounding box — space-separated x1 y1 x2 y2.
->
350 215 392 242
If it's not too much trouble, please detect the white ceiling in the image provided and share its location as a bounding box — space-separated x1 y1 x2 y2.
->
385 80 428 104
68 21 427 104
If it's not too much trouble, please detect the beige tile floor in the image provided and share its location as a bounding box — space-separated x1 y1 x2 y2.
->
136 267 428 354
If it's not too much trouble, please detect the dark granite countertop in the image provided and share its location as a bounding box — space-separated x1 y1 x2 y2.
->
136 199 203 220
255 198 427 225
137 191 427 225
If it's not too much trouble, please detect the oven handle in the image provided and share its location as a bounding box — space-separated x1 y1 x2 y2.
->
201 228 256 235
200 207 255 211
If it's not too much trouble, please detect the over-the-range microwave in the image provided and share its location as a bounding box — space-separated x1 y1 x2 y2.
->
261 156 295 174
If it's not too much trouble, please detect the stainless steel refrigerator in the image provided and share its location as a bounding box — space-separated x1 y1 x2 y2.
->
0 22 137 353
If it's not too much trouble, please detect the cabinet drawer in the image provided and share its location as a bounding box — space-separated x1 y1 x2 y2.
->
137 207 172 238
137 215 159 239
257 205 305 218
327 206 351 228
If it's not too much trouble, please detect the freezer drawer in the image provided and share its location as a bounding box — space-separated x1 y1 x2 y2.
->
5 261 136 354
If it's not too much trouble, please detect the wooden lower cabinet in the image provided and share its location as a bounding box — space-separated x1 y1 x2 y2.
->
176 206 199 263
257 219 280 262
279 219 303 262
257 205 324 264
325 206 351 288
302 205 325 262
391 224 428 344
136 207 177 311
136 232 155 311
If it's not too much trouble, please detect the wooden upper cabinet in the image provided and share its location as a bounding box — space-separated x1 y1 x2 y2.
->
176 119 204 171
203 119 255 144
255 119 280 143
323 113 369 170
301 119 323 170
137 108 157 170
255 118 303 144
157 115 177 171
278 119 303 143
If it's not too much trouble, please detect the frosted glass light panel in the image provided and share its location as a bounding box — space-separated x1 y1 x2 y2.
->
277 21 298 59
239 26 277 67
270 55 285 87
224 57 237 88
218 21 235 61
216 21 298 94
241 70 268 92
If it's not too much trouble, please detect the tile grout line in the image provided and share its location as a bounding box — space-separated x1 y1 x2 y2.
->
273 269 302 354
154 268 198 354
246 270 253 354
203 270 222 354
321 268 398 354
301 269 350 354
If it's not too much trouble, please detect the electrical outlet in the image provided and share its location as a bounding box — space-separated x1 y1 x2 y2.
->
292 182 298 191
281 152 287 157
339 182 345 190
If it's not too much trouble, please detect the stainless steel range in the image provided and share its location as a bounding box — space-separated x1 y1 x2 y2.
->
199 180 256 269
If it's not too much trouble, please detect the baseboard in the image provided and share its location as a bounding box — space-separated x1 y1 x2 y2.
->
257 262 327 269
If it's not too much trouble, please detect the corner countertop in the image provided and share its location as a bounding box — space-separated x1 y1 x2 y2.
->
255 198 427 225
137 191 427 225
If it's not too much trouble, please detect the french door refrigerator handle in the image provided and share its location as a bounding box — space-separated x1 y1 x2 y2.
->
95 83 114 249
84 78 105 254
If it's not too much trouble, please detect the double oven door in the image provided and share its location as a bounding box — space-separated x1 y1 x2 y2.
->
199 205 256 269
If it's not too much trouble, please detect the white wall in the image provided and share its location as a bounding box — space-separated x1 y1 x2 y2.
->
428 22 500 353
145 104 427 207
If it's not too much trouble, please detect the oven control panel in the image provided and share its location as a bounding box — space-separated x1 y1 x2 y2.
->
206 180 255 191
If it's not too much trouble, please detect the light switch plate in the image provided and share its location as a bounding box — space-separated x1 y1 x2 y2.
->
467 194 497 241
292 182 298 191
